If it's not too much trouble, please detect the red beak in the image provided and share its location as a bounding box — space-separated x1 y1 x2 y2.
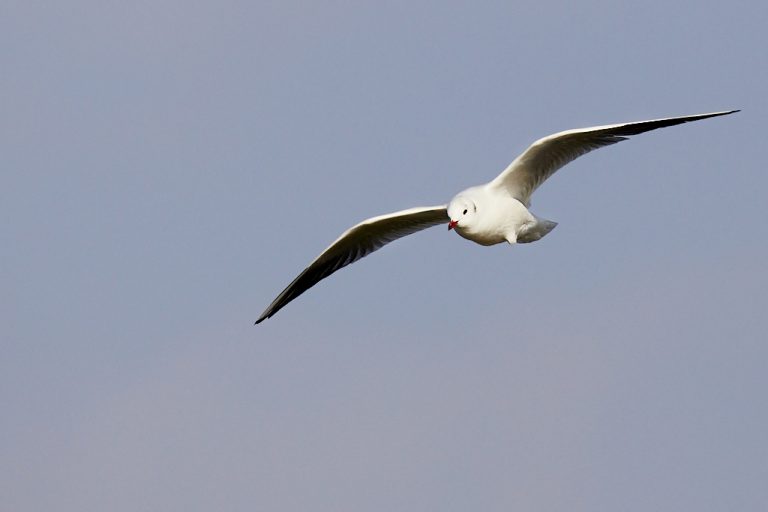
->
448 220 458 230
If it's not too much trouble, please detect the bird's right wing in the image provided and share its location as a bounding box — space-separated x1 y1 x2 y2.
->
256 205 449 323
489 110 739 206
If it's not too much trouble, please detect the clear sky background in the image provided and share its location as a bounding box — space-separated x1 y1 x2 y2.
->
3 1 767 511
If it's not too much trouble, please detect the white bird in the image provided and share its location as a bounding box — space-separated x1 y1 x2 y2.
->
256 110 738 323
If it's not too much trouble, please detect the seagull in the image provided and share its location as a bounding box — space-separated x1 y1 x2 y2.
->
256 110 738 323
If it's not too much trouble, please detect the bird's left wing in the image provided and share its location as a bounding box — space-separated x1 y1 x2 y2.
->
489 110 738 206
256 205 448 323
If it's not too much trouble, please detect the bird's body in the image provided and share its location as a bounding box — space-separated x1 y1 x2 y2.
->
256 110 738 323
448 184 541 245
448 185 556 245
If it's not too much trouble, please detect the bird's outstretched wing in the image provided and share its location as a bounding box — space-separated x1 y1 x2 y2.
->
489 110 739 206
256 205 448 323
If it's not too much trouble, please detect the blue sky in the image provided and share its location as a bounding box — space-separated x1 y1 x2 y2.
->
3 1 767 510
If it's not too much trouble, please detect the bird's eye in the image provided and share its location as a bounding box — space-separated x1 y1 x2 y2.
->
463 209 468 215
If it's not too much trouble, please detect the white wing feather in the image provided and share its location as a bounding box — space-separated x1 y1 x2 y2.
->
489 110 738 206
256 205 448 323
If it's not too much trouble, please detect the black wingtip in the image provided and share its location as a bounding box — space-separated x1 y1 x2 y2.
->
708 109 740 120
690 109 740 120
714 109 740 116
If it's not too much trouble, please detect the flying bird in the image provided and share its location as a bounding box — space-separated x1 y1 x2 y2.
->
256 110 738 323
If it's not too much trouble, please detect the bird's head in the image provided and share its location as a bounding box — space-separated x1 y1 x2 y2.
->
447 195 477 231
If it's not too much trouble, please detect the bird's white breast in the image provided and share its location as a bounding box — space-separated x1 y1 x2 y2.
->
455 188 535 246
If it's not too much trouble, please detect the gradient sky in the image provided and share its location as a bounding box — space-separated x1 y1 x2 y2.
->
3 1 767 511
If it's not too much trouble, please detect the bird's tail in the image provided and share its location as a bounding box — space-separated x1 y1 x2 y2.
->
518 216 558 243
